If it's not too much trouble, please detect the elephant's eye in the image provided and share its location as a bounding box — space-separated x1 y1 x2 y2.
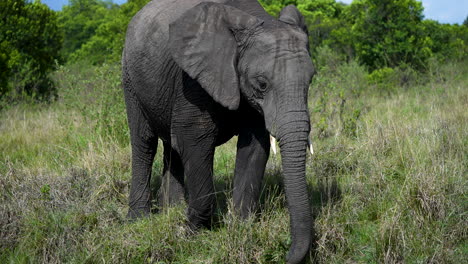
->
255 76 269 93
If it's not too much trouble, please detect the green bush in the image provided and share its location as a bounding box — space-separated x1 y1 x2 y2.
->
367 67 398 94
0 0 62 100
351 0 429 70
63 0 150 65
53 63 128 146
422 20 468 63
311 46 367 139
58 0 120 62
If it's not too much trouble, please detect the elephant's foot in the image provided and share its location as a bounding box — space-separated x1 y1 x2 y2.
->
126 205 151 220
186 205 214 230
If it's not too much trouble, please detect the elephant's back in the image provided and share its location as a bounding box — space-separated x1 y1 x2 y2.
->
123 0 229 90
124 0 227 61
123 0 191 70
122 0 227 140
122 1 199 136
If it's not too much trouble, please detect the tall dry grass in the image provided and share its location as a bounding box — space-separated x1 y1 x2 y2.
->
1 58 466 263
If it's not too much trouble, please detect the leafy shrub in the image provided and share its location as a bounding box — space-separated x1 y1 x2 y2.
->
311 46 367 139
0 0 62 100
422 20 468 63
58 0 120 61
63 0 150 65
367 67 398 94
53 63 128 146
314 45 345 73
351 0 429 70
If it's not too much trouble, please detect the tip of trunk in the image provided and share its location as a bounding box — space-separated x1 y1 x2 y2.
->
286 238 311 264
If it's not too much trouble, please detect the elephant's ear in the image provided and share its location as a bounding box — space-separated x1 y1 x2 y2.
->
169 2 262 110
279 5 308 35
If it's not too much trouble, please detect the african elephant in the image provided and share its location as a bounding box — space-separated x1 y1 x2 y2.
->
122 0 315 263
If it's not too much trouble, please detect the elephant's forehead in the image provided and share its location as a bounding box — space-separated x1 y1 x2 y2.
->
256 29 308 51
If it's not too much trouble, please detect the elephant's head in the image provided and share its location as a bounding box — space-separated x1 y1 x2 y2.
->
169 2 314 263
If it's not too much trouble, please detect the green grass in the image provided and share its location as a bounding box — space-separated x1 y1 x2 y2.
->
1 60 467 263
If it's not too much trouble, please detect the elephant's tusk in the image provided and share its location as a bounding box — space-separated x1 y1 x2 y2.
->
271 135 313 155
270 135 277 155
308 133 314 155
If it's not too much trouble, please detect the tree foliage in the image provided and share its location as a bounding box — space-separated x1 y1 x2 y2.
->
350 0 429 70
61 0 149 65
423 20 468 62
59 0 119 60
263 0 467 71
0 0 62 99
56 0 467 71
1 0 467 101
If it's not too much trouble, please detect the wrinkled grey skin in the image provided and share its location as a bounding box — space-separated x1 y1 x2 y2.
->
122 0 314 263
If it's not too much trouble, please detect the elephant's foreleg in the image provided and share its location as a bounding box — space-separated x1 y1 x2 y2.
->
124 87 158 219
181 143 216 230
233 123 270 218
127 140 157 219
171 76 219 229
173 129 216 230
158 142 185 207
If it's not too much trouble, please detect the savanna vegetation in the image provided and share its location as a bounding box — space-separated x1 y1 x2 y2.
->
1 0 467 263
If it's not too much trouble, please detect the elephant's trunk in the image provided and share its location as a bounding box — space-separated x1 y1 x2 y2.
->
277 113 312 264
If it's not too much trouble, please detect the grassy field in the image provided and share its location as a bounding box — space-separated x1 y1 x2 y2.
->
1 58 466 263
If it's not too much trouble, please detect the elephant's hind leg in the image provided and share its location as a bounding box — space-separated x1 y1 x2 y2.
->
158 142 185 208
124 86 158 219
